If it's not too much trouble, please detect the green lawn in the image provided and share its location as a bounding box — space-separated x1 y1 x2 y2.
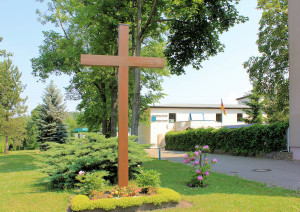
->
0 151 299 212
143 159 300 211
0 151 74 212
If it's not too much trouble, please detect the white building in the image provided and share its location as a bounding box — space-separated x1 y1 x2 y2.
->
138 102 249 148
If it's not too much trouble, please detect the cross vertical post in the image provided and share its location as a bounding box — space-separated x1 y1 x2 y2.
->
118 24 129 187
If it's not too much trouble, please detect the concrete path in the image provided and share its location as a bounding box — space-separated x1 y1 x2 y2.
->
145 149 300 190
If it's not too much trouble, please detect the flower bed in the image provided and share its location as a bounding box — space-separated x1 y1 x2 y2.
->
71 188 180 211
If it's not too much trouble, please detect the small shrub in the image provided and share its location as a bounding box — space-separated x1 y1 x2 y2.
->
135 166 161 189
184 145 217 187
75 170 108 196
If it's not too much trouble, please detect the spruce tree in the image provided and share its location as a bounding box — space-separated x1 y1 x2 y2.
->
37 81 68 150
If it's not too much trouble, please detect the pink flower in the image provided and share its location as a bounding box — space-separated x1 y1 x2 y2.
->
212 158 217 163
191 157 196 161
184 154 188 159
195 145 199 148
196 169 201 174
194 161 199 165
184 159 188 164
187 159 190 163
197 175 203 181
205 172 209 176
204 161 208 164
199 150 202 154
194 151 199 156
78 171 84 176
203 145 209 149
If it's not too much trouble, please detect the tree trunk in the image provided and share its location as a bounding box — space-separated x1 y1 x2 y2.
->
99 82 110 137
5 115 9 154
110 75 118 137
131 0 142 137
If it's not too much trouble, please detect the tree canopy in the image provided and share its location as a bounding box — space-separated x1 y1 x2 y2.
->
32 0 247 136
0 38 27 153
243 0 288 122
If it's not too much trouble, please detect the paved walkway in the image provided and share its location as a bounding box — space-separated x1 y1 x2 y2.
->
145 149 300 190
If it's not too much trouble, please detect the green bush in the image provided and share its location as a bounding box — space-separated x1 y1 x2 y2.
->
71 188 181 211
37 133 150 189
75 171 108 196
165 122 289 155
135 166 161 189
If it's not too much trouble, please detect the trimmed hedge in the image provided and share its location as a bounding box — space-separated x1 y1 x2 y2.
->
71 188 181 211
165 122 289 155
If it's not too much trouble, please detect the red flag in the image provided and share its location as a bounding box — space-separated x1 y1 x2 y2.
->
221 99 226 116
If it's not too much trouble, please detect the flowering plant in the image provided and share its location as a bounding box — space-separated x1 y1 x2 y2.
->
184 145 217 187
109 186 142 198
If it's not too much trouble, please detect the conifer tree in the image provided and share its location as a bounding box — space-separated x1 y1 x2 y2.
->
242 87 263 124
37 81 68 150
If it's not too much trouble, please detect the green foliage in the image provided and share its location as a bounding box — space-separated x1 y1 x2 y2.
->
135 166 161 189
32 0 247 137
164 0 248 75
243 0 288 122
75 171 108 196
65 112 84 137
165 122 289 155
71 188 180 212
242 87 263 124
37 133 150 189
0 136 5 153
36 81 68 150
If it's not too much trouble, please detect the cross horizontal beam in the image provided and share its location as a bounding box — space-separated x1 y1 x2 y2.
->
81 54 164 69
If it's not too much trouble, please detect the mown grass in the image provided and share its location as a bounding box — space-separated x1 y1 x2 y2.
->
143 159 300 211
0 150 74 212
0 151 299 212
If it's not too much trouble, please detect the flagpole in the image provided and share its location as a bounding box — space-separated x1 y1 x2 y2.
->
221 106 223 128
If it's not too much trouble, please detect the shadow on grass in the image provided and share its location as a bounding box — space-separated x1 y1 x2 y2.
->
143 159 300 198
0 154 39 173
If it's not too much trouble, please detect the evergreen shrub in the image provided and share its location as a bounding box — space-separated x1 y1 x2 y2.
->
165 122 289 155
37 133 150 189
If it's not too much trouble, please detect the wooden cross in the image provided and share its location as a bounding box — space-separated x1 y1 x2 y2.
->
80 24 164 187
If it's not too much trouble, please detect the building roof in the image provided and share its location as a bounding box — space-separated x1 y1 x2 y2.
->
236 96 248 100
150 104 248 109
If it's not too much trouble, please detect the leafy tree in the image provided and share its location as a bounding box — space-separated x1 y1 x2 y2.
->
32 0 247 137
36 81 68 150
23 106 41 150
0 38 27 154
65 112 85 137
243 0 288 122
242 87 263 124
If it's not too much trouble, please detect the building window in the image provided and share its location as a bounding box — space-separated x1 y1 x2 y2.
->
169 113 176 123
216 113 222 122
237 113 243 122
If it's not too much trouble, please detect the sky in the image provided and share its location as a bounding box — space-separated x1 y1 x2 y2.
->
0 0 262 113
